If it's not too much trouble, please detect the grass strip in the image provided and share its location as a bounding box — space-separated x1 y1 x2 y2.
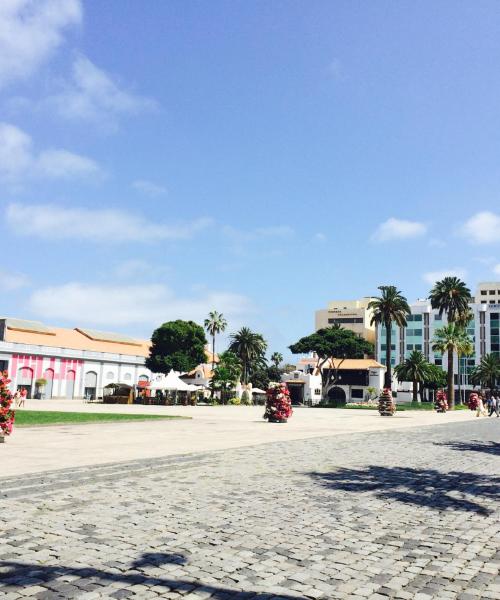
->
14 410 189 427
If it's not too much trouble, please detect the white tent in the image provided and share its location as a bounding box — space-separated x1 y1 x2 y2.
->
151 370 190 391
251 387 267 394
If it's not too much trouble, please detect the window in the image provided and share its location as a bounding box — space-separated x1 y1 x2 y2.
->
106 371 114 379
434 314 442 321
328 317 363 324
435 358 442 366
490 300 496 304
314 388 321 396
490 290 496 295
407 314 422 322
351 389 363 399
481 301 487 304
381 344 395 351
481 290 487 295
406 329 422 337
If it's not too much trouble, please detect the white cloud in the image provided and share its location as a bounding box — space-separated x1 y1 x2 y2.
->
48 55 157 124
460 211 500 244
6 203 213 244
113 259 171 280
494 264 500 277
0 122 101 183
1 270 30 291
223 224 294 242
314 232 327 243
422 268 467 285
132 179 167 197
27 282 254 328
0 0 81 88
372 218 427 242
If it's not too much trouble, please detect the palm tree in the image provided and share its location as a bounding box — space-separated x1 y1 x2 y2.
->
229 327 268 384
470 353 500 390
270 352 283 369
432 324 473 409
368 286 411 388
456 332 474 405
429 277 471 323
204 310 227 377
394 350 430 403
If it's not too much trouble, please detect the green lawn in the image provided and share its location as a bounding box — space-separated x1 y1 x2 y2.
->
14 410 189 427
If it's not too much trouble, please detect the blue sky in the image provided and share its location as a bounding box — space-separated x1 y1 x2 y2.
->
1 1 500 358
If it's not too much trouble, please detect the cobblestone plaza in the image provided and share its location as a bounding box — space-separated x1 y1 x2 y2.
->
1 419 499 600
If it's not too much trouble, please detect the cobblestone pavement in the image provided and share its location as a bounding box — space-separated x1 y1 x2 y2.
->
0 420 499 600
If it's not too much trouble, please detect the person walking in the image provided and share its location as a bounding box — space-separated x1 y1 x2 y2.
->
13 389 21 408
19 387 27 407
489 392 500 417
476 392 487 417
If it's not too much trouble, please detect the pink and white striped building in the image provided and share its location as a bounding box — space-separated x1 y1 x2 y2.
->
0 318 153 399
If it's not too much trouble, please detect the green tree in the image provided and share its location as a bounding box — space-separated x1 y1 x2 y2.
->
270 352 283 369
229 327 268 384
289 325 373 398
146 320 207 375
211 351 242 404
368 286 411 389
204 311 227 398
250 366 271 390
394 350 431 403
429 276 472 323
432 324 473 409
470 353 500 390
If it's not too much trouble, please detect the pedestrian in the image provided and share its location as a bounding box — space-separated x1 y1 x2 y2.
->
489 392 500 418
476 393 487 417
13 389 21 407
19 387 27 407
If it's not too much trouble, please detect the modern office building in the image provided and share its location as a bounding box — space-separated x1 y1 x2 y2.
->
375 283 500 397
315 297 376 343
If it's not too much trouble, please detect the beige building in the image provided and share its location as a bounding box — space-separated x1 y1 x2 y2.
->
315 297 376 343
476 282 500 305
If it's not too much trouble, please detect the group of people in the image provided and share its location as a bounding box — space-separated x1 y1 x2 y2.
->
12 387 27 407
469 391 500 417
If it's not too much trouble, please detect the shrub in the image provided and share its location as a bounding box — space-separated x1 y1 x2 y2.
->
228 397 241 405
240 390 252 405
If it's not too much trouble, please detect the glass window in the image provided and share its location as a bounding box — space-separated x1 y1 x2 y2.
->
481 290 487 295
490 290 496 295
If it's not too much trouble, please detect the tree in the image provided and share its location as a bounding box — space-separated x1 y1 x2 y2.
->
250 366 270 390
432 324 473 409
429 277 472 323
470 353 500 390
422 364 448 402
456 332 474 405
204 311 227 398
394 351 430 403
368 286 411 388
211 351 242 404
146 320 207 375
270 352 283 369
289 325 373 399
229 327 268 384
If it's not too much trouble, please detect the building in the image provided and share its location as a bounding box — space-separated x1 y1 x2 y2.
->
0 318 152 400
282 356 385 405
315 297 376 343
375 282 500 397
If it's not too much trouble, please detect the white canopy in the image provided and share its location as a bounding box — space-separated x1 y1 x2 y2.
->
251 387 267 394
151 370 190 391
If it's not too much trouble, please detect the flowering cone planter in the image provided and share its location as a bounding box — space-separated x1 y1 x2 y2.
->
435 389 448 413
378 388 395 416
264 383 293 424
0 371 15 441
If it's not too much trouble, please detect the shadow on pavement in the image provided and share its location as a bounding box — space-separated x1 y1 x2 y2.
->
0 554 305 599
308 465 499 515
435 440 500 457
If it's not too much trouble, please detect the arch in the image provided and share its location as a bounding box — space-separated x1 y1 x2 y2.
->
44 368 54 399
327 386 346 406
106 371 114 379
17 366 34 397
66 369 76 399
85 371 98 387
123 373 132 381
138 374 149 382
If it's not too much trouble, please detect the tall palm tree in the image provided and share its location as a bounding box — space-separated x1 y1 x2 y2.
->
429 277 472 323
270 352 283 369
229 327 268 384
470 353 500 390
432 324 473 409
369 286 411 388
204 311 227 374
456 332 474 405
394 350 430 403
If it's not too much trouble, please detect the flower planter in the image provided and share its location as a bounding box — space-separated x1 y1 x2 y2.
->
269 417 287 423
264 383 293 424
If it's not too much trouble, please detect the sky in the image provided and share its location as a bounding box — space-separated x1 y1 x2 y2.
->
1 0 500 358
